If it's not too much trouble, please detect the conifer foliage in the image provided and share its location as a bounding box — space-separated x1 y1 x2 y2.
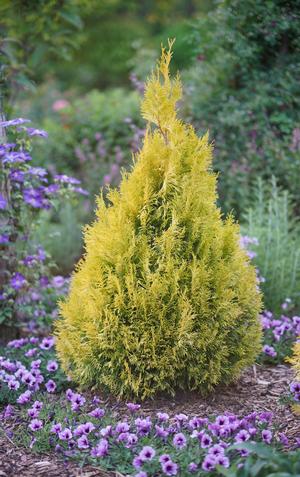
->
56 42 262 399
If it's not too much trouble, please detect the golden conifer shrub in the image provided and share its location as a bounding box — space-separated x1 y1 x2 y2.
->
288 339 300 415
56 41 262 399
289 339 300 380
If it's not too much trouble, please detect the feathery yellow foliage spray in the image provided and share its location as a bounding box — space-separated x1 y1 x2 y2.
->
55 41 262 399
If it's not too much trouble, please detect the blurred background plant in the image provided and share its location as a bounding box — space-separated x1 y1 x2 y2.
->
242 178 300 313
184 0 300 216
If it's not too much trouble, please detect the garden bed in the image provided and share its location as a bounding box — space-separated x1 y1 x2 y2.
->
1 363 298 476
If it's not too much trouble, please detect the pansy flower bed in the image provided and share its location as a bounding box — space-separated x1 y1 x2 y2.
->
0 336 299 477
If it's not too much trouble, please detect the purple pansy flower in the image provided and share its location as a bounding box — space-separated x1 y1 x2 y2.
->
139 446 156 461
90 438 108 457
29 419 43 432
161 460 178 476
45 379 56 393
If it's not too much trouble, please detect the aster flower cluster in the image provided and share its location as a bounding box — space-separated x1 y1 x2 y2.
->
0 118 80 330
259 305 300 364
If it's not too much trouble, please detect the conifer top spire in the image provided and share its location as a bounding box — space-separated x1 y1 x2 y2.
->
141 39 182 133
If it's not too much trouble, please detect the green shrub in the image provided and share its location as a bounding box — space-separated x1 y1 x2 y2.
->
36 89 140 194
242 178 300 313
35 203 83 275
218 442 300 477
56 44 261 399
184 0 300 216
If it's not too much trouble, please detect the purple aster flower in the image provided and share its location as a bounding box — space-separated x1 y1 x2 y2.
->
126 402 141 412
9 169 25 182
2 151 31 164
45 184 59 194
89 407 105 418
46 360 58 372
90 438 108 457
135 472 147 477
39 276 49 287
54 174 80 185
40 337 54 350
0 234 9 244
0 193 7 210
262 429 272 444
73 186 89 196
23 188 48 209
45 379 56 393
52 276 65 288
25 127 48 138
200 433 212 448
77 435 89 449
139 446 156 461
1 118 30 127
27 167 48 180
17 390 32 405
58 428 73 440
202 455 216 472
161 460 178 476
10 272 26 290
173 432 187 449
188 462 198 472
51 423 62 434
29 419 43 432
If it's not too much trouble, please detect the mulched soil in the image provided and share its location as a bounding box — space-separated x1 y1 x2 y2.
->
0 363 299 477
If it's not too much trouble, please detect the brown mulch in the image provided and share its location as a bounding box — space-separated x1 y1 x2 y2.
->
0 364 299 477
